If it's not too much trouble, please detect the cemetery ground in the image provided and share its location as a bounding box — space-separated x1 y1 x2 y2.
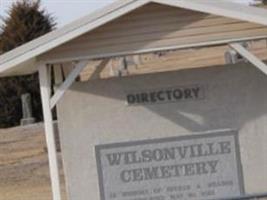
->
0 123 266 200
0 124 66 200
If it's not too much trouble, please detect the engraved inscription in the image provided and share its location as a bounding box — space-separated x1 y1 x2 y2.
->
126 85 205 105
95 130 244 200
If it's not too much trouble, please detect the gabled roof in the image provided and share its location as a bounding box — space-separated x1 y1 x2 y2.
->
1 0 267 77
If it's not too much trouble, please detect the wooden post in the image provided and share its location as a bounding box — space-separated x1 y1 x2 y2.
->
53 64 64 86
38 63 62 200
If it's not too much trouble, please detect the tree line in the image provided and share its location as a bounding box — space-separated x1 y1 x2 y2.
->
0 0 56 128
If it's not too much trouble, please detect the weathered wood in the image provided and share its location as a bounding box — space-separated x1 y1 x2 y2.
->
53 64 64 86
50 61 89 109
39 3 267 63
229 43 267 76
78 40 267 80
58 23 264 50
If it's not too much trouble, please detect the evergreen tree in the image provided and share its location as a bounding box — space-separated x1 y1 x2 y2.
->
0 0 56 128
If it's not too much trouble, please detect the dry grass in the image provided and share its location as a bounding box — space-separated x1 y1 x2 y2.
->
0 123 66 200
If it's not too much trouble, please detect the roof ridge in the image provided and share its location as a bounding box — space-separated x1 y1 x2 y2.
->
0 0 140 66
1 0 267 77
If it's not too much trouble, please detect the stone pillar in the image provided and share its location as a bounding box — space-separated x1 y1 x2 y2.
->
20 93 36 125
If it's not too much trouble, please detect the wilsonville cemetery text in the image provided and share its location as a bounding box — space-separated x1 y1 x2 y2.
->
95 130 244 200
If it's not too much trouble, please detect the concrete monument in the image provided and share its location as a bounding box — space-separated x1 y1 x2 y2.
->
57 63 267 200
20 93 36 126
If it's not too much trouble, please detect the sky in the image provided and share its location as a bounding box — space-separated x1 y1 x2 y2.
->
0 0 261 27
0 0 115 27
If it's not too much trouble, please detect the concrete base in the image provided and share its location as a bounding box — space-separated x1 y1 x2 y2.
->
20 118 36 126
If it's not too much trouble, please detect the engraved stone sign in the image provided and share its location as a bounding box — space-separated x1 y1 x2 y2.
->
126 85 205 106
95 130 244 200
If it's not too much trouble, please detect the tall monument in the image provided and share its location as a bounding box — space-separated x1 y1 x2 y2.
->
20 93 36 126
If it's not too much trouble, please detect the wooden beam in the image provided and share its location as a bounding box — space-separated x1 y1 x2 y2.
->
53 64 64 86
89 59 110 80
38 63 62 200
62 62 75 80
50 60 89 109
0 0 149 75
229 43 267 75
41 36 267 64
153 0 267 26
47 65 52 97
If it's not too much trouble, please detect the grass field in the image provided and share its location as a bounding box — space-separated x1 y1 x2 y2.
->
0 124 66 200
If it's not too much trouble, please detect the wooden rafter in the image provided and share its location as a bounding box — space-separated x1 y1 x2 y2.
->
50 60 89 109
229 43 267 76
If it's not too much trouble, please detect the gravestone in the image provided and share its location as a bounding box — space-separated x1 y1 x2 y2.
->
20 93 35 126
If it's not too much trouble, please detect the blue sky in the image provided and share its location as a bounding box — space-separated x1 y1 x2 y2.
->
0 0 115 27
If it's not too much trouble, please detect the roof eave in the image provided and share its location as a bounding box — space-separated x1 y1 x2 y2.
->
1 0 267 77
